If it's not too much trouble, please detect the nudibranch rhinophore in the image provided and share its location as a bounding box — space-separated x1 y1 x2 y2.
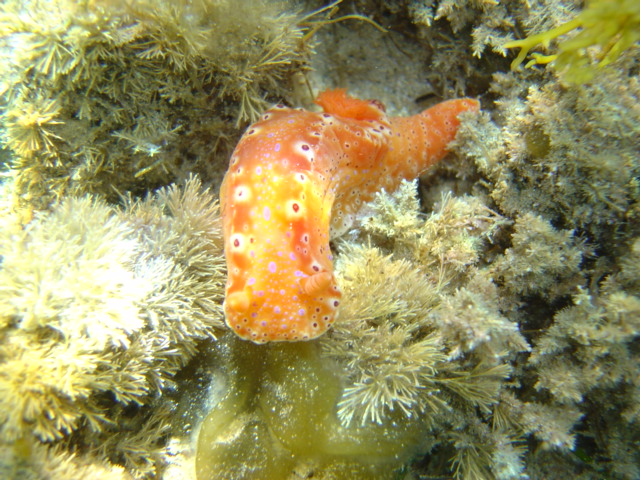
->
221 89 479 343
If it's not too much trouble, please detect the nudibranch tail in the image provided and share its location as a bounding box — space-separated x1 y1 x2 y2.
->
385 98 480 183
221 89 479 343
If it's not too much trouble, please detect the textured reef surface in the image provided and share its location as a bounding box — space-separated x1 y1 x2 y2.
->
0 1 638 479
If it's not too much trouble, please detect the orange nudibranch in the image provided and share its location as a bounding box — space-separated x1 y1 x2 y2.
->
221 89 479 343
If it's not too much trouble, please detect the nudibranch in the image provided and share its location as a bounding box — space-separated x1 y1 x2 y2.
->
221 89 479 343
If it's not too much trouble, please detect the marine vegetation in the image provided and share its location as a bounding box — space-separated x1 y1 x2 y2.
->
0 0 639 479
453 56 640 242
195 0 640 477
503 0 640 82
0 0 315 212
0 177 225 478
195 180 526 480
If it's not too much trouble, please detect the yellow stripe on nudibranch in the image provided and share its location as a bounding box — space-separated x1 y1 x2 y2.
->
221 89 479 343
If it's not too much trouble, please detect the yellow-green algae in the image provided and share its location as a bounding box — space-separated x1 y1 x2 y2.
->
503 0 640 82
196 334 430 480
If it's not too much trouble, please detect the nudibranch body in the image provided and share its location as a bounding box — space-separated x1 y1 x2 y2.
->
221 89 479 343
